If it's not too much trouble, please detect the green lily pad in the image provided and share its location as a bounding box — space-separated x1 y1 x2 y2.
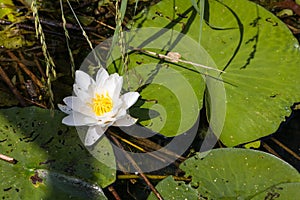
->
99 28 220 136
251 182 300 200
130 0 300 146
0 106 115 199
181 148 300 199
123 63 205 136
148 148 300 199
147 176 198 200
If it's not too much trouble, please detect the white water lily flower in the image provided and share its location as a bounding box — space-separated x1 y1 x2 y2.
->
58 68 139 146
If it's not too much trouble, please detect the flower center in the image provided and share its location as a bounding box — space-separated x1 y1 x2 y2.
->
92 92 113 116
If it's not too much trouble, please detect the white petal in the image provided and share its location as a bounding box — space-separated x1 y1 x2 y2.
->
58 104 72 114
63 96 79 108
85 126 107 146
116 108 126 119
105 74 123 100
62 113 78 126
121 92 140 109
73 71 95 99
113 114 137 126
101 103 126 122
62 112 97 126
102 120 114 127
73 83 93 102
63 96 94 116
96 68 109 89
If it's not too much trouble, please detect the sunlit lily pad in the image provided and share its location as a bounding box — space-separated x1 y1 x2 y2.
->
147 176 198 200
181 148 300 199
130 0 300 146
251 182 300 200
148 148 300 199
0 107 114 199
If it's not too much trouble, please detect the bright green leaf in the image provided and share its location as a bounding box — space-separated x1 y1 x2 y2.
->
147 176 198 200
180 148 300 199
251 182 300 200
149 149 300 199
244 140 261 149
103 28 220 136
0 0 16 22
130 0 300 146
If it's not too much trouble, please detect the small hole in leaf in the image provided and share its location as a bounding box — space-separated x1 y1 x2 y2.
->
0 139 7 143
3 187 12 192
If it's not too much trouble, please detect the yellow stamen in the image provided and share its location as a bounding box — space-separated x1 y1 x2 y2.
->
92 92 113 116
